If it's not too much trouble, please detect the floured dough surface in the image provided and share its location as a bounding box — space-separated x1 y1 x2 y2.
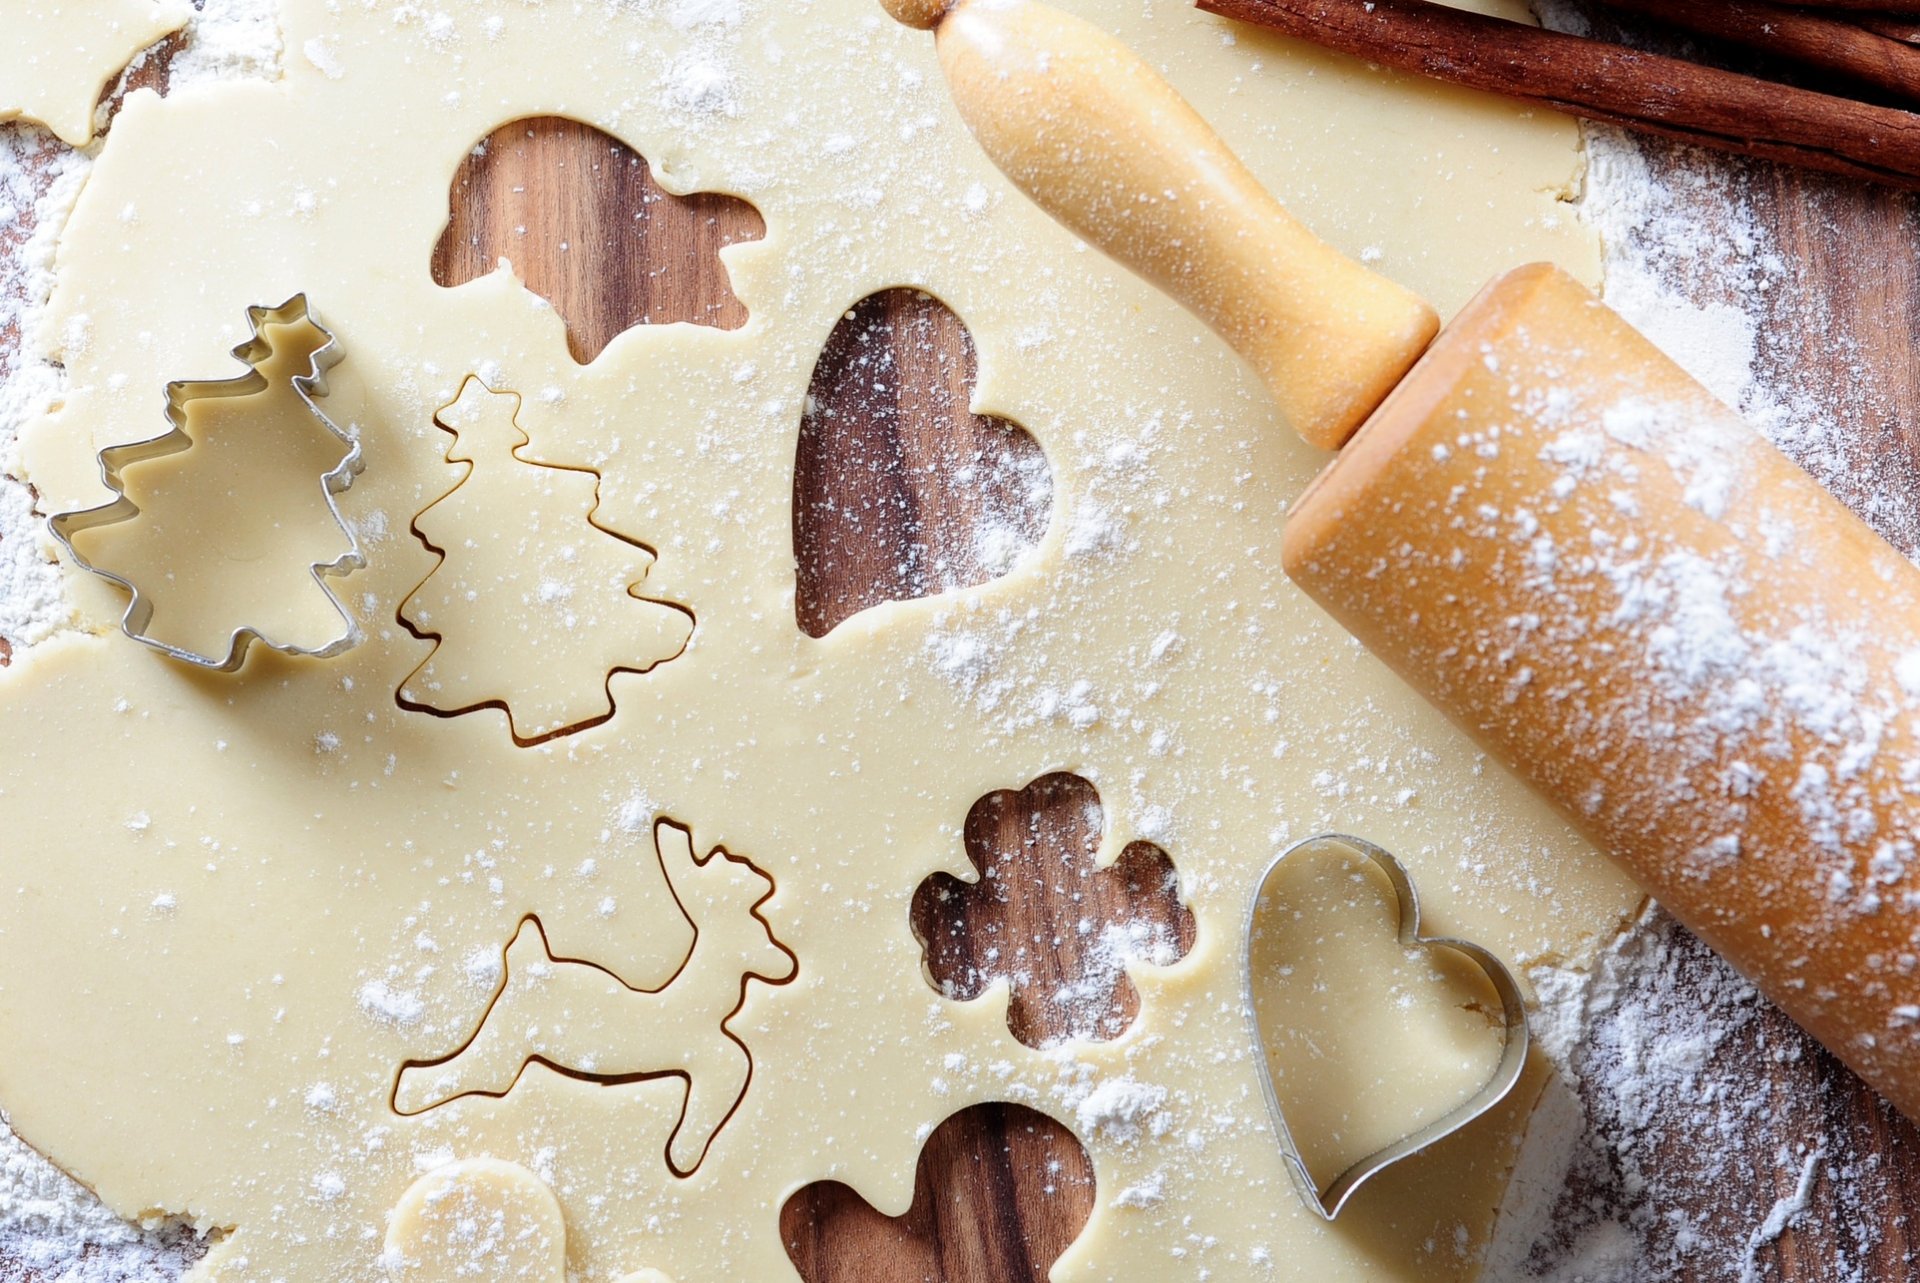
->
0 0 189 145
0 1 1636 1280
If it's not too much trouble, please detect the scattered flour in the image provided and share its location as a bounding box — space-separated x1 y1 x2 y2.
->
1067 1075 1169 1146
1486 74 1919 1276
165 0 284 91
0 1124 194 1282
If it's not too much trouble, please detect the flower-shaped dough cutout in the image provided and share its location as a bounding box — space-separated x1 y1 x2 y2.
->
794 289 1052 636
781 1103 1093 1283
433 117 765 363
0 0 188 145
397 377 694 744
385 1158 673 1283
911 772 1194 1048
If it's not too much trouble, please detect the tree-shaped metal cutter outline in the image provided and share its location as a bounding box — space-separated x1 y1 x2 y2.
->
46 295 367 672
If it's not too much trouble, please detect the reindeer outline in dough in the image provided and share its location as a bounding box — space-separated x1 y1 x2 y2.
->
393 818 797 1176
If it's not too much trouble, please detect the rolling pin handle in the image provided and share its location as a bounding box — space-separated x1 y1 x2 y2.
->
891 0 1440 450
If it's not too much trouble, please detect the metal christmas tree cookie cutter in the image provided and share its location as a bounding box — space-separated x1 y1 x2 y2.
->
1243 833 1532 1221
47 295 365 672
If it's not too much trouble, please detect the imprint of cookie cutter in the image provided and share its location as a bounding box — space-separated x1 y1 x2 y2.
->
1243 833 1532 1221
47 296 365 672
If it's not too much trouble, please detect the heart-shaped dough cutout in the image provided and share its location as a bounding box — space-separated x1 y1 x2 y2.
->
1243 834 1530 1221
794 289 1052 637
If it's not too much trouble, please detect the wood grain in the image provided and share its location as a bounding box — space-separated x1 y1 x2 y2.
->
431 118 764 364
780 1102 1095 1283
794 289 1050 638
7 9 1920 1279
911 771 1196 1048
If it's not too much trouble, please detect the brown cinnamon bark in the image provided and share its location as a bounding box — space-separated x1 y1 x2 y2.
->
1194 0 1920 189
1601 0 1920 103
1855 17 1920 45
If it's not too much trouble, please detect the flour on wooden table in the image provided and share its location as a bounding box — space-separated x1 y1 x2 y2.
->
1482 119 1917 1282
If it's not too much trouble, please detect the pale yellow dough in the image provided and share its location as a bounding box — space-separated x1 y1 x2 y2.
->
1 1 1635 1280
0 0 188 146
385 1158 675 1283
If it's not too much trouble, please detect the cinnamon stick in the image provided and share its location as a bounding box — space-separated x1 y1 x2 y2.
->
1600 0 1920 104
1854 17 1920 45
1194 0 1920 189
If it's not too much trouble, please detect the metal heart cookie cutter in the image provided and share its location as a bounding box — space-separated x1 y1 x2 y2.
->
1243 833 1532 1221
47 295 365 672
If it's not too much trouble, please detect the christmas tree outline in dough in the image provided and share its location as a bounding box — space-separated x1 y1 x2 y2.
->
385 1157 675 1283
48 294 365 671
397 376 695 744
392 818 796 1178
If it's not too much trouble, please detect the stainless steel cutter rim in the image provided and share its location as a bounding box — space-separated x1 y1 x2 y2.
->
46 295 366 672
1242 832 1532 1222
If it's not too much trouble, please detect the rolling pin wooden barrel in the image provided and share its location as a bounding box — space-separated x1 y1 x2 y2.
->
885 0 1920 1119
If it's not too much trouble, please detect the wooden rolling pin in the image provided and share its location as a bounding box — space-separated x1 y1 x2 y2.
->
885 0 1920 1119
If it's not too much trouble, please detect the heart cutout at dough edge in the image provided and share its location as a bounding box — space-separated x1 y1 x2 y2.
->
1242 832 1532 1222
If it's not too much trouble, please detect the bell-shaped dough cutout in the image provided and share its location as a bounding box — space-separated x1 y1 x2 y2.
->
385 1157 675 1283
782 1102 1092 1283
794 289 1052 637
432 116 765 363
1247 840 1512 1198
912 772 1193 1047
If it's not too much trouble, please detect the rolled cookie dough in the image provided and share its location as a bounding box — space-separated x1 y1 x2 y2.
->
0 1 188 145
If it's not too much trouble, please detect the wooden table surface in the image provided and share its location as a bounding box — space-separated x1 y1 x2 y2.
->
7 8 1920 1281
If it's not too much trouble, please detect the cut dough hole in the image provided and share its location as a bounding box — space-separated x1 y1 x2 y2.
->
431 117 765 363
780 1102 1093 1282
794 289 1052 637
911 772 1194 1048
